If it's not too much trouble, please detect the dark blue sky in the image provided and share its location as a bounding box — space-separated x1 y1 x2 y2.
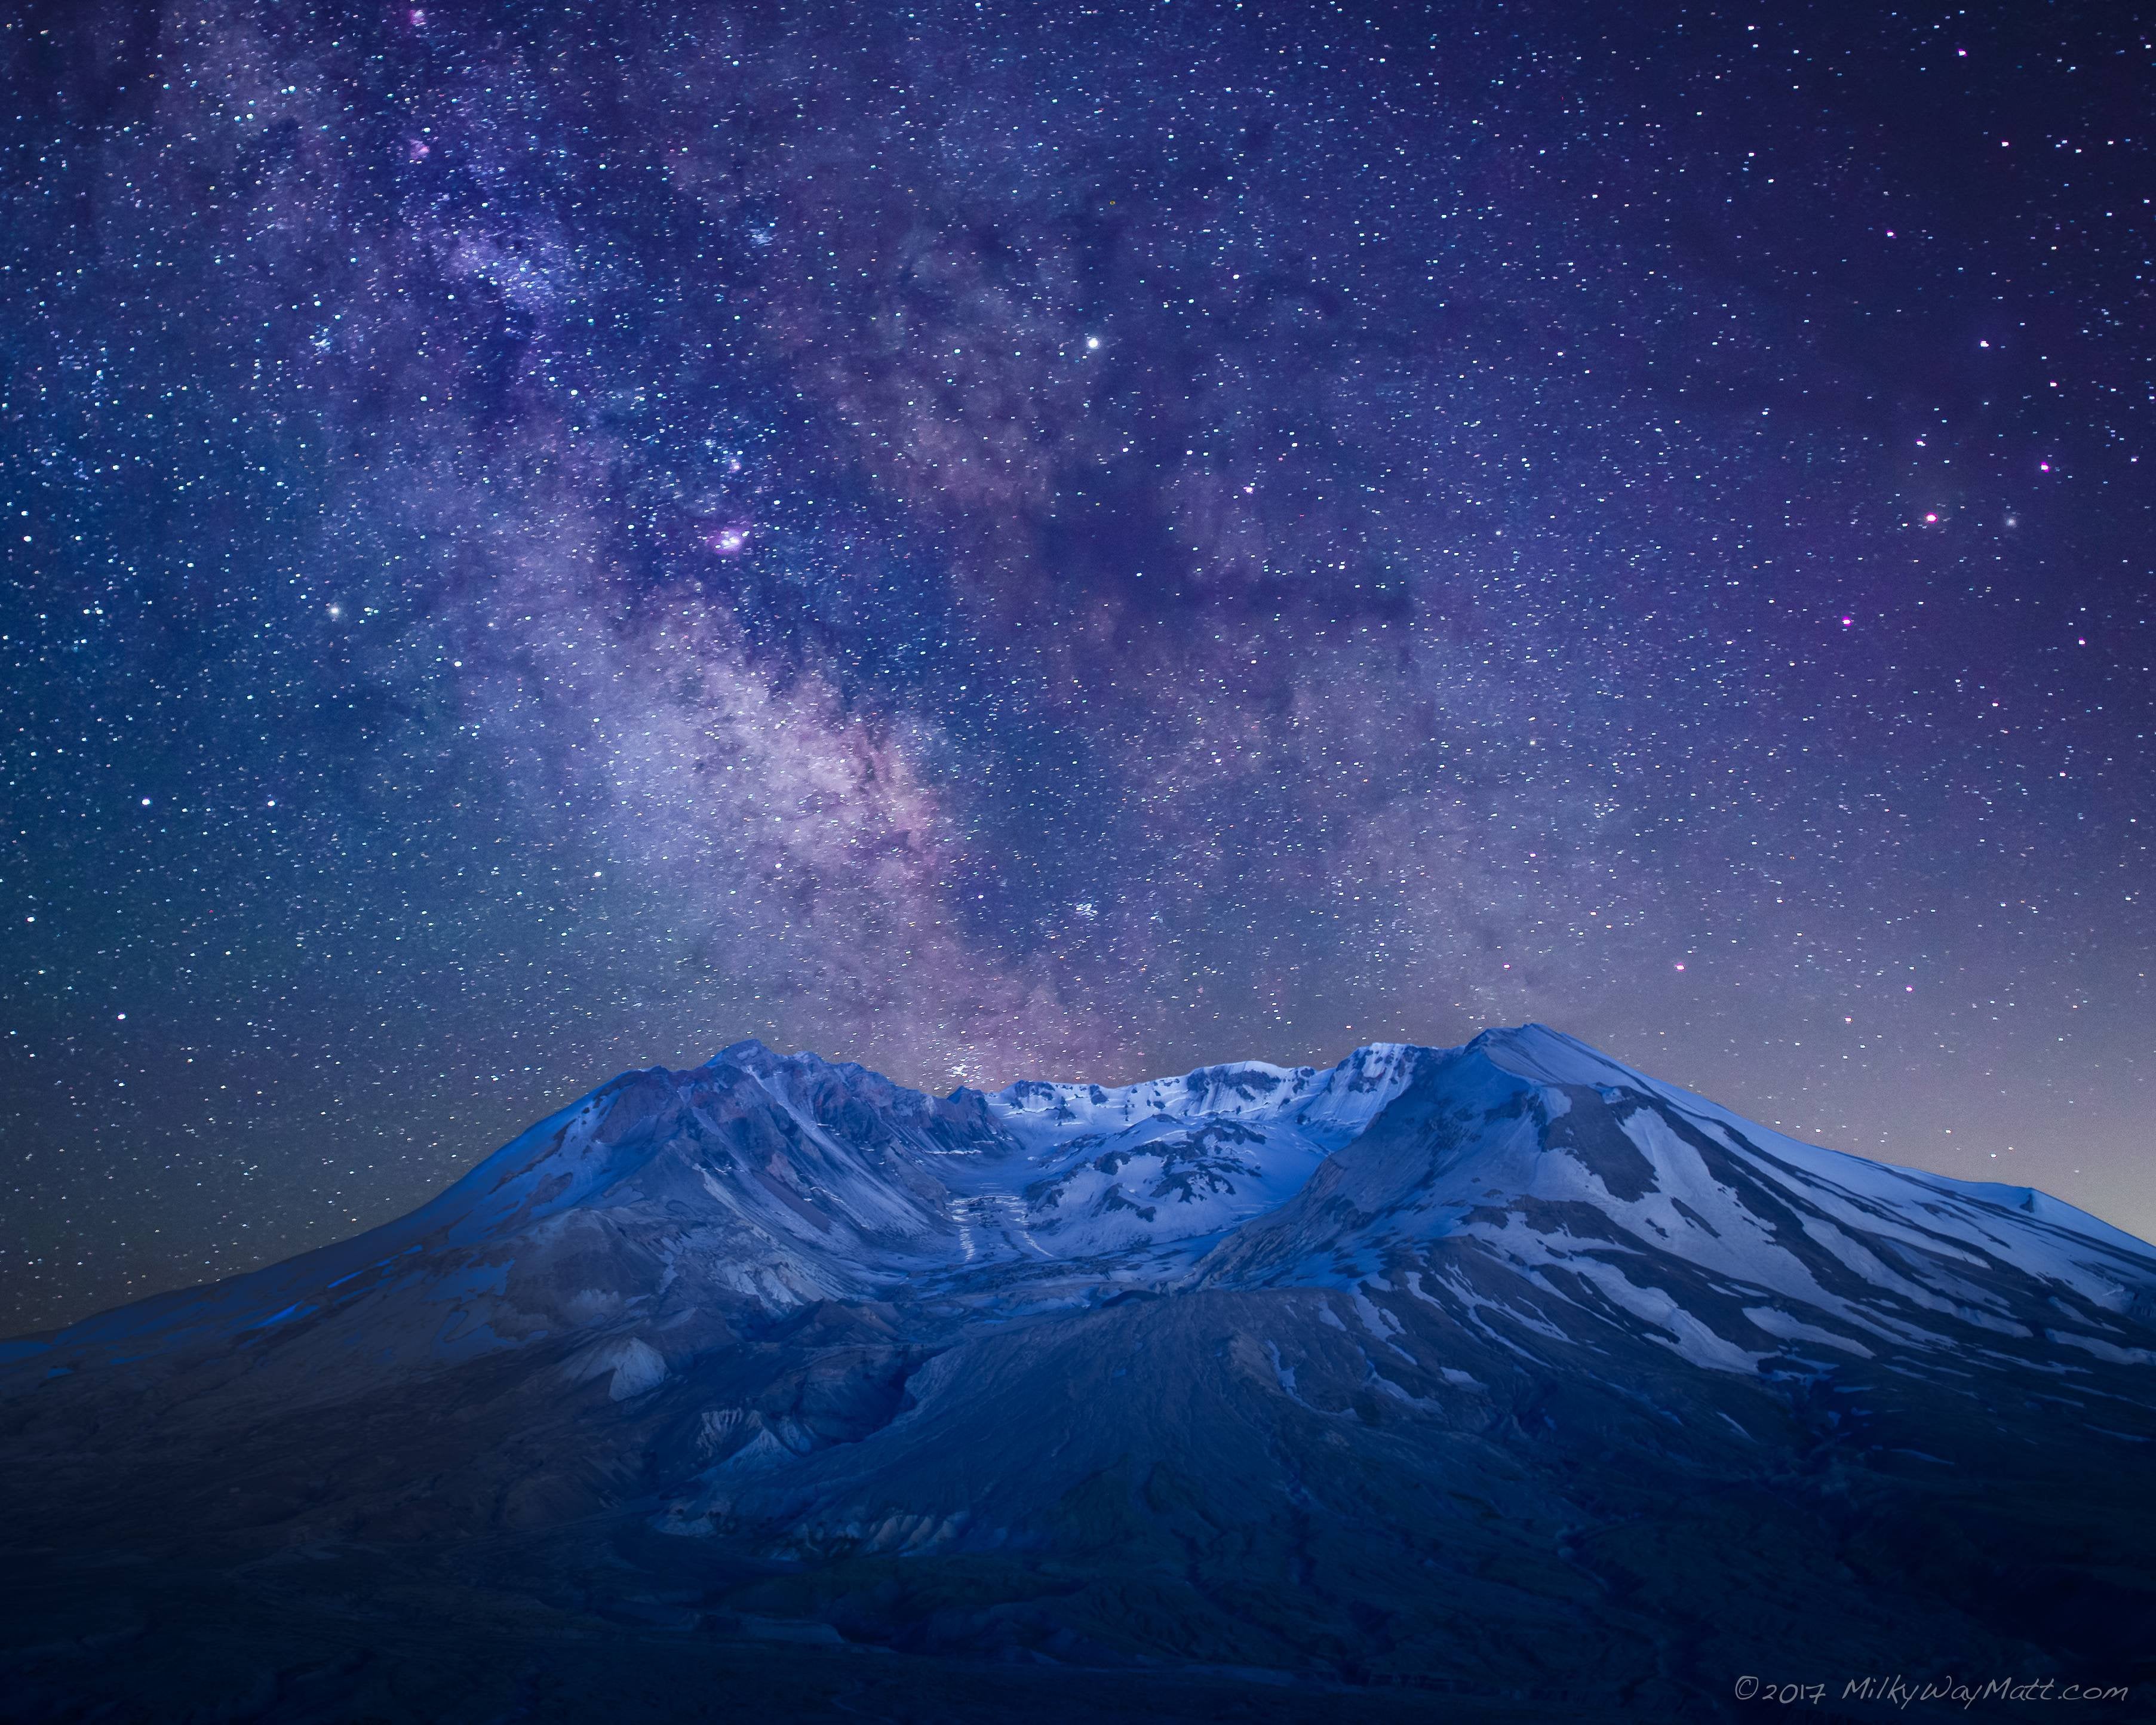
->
3 0 2151 1330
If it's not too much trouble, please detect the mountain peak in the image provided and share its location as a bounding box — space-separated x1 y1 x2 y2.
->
704 1037 827 1075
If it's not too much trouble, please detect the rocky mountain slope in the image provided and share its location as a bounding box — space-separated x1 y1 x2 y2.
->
4 1026 2152 1723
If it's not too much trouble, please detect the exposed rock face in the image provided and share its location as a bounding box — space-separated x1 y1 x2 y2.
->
4 1027 2153 1722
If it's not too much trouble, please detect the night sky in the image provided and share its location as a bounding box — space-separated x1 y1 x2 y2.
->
4 0 2151 1333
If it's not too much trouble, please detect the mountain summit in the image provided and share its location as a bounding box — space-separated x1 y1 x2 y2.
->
5 1027 2152 1721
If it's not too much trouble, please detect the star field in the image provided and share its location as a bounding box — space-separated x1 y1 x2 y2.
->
2 0 2152 1330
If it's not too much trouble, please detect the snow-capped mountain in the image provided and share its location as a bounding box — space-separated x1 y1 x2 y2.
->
5 1026 2152 1722
13 1027 2141 1397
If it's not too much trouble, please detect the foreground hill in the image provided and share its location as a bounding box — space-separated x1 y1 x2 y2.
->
3 1027 2151 1722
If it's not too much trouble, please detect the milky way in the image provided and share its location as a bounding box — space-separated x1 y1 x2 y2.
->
4 0 2151 1329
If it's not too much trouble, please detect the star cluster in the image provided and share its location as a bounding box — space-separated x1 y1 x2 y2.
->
2 0 2151 1329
